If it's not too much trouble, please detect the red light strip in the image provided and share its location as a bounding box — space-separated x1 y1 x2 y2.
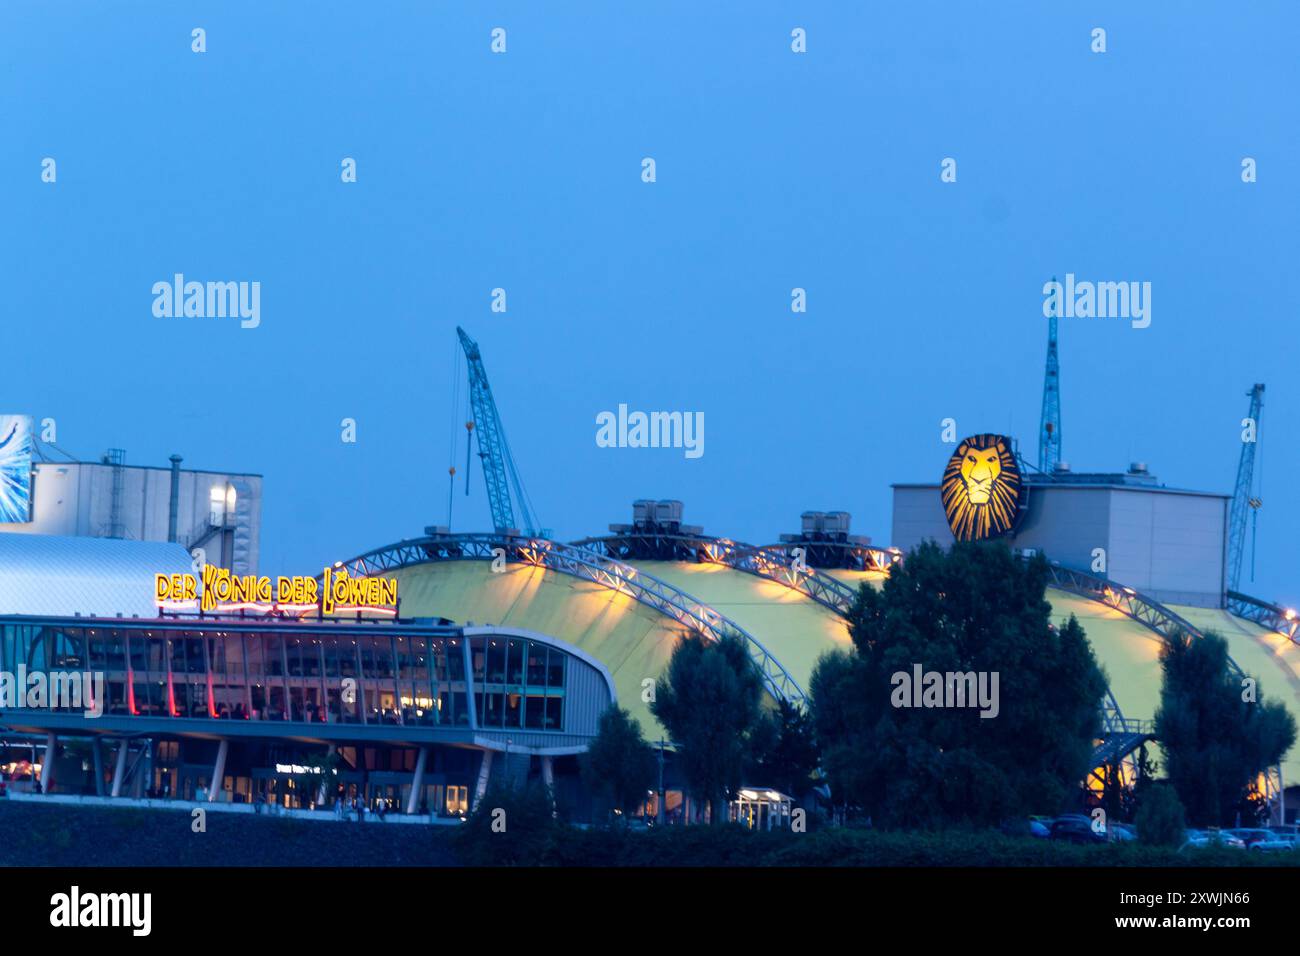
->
155 600 397 618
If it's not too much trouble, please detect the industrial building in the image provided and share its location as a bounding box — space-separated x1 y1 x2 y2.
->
0 440 261 575
894 464 1230 608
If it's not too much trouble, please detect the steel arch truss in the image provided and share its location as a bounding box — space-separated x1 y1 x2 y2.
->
1045 563 1243 677
573 533 897 618
332 533 806 707
700 540 867 616
1226 590 1300 645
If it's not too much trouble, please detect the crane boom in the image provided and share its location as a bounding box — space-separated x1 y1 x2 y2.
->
1227 383 1264 592
456 327 539 535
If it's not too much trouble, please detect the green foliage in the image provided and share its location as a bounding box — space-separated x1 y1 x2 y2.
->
650 632 764 823
745 698 820 799
531 822 1294 868
1135 782 1186 847
1155 629 1297 827
581 705 657 819
809 540 1109 828
454 783 559 866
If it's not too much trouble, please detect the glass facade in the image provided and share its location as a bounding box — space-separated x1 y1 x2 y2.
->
137 739 480 815
468 635 565 732
0 619 567 732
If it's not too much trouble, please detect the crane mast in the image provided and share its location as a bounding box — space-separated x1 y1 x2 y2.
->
1227 383 1264 592
1038 282 1062 473
455 327 539 535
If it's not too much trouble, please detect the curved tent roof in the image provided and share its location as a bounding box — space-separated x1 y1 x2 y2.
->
0 532 191 618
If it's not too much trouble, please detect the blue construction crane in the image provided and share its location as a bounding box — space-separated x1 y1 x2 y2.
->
455 327 540 535
1227 383 1264 592
1038 278 1062 473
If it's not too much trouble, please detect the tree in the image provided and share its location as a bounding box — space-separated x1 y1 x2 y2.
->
1155 628 1296 827
1135 781 1185 846
746 698 820 800
293 750 340 810
582 705 657 823
809 540 1109 828
651 632 764 824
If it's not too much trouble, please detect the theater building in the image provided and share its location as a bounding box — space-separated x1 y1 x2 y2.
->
0 534 614 817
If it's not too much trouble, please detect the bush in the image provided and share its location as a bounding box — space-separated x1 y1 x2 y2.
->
1135 782 1186 847
532 823 1295 867
453 783 558 866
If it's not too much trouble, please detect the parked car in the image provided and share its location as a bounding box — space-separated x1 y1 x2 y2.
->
1001 817 1052 839
1224 828 1273 848
1182 829 1246 849
1050 815 1106 845
1248 835 1297 852
1107 822 1137 842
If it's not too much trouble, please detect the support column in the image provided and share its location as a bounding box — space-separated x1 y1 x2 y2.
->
91 738 105 797
132 740 150 798
208 739 229 802
1278 767 1286 826
541 754 556 817
40 733 57 794
406 747 429 815
110 740 128 797
472 749 494 811
655 741 665 826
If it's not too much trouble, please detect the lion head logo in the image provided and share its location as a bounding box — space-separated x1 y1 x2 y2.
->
941 434 1023 541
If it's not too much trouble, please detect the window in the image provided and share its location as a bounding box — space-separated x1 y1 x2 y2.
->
507 639 525 685
524 694 545 729
485 640 505 684
445 785 468 817
265 636 283 677
209 485 231 525
526 643 546 685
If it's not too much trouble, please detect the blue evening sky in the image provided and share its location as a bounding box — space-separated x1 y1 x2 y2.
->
4 3 1297 606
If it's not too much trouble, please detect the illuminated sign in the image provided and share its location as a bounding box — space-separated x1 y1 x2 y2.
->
275 763 338 775
940 434 1024 541
155 566 399 616
0 414 34 523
